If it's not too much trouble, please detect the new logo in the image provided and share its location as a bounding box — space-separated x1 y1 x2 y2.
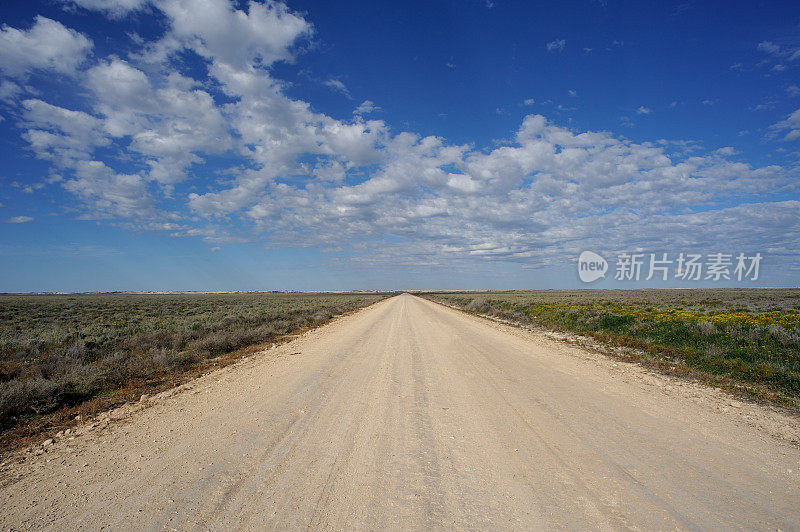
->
578 251 608 283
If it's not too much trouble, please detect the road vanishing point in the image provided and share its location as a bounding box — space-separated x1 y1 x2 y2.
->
2 294 799 529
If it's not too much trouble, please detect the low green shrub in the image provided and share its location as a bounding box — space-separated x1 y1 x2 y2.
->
0 292 387 431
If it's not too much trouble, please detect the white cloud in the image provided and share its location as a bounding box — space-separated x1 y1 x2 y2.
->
568 89 578 97
636 106 652 114
757 41 781 55
546 39 565 52
786 85 800 97
230 113 795 266
61 0 149 18
0 80 22 102
756 40 800 70
751 98 777 111
354 100 380 116
3 0 798 274
770 108 800 141
324 79 351 98
156 0 312 70
84 59 232 184
20 99 113 184
5 216 34 223
63 159 153 218
716 146 737 156
0 16 92 77
523 98 535 105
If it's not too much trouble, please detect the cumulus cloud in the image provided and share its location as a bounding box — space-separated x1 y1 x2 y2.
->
0 80 22 102
84 58 232 184
3 0 799 273
636 106 652 114
227 113 795 268
61 0 149 18
354 100 380 116
156 0 312 69
0 16 93 77
770 108 800 141
21 98 110 163
5 216 34 223
63 159 153 218
715 146 737 156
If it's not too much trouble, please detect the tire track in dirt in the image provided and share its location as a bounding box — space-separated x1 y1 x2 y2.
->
2 294 799 530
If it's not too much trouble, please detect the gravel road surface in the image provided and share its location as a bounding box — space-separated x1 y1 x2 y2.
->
2 294 798 529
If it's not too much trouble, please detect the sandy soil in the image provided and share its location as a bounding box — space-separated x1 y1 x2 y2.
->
1 294 799 529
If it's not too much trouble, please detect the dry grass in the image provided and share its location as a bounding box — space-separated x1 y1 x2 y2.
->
0 292 389 447
423 289 800 407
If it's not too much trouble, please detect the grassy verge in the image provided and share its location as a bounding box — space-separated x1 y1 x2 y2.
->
0 292 390 449
422 289 800 408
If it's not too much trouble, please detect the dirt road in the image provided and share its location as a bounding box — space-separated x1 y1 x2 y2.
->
2 294 799 529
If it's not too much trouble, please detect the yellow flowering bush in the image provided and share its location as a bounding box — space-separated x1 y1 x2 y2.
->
427 290 800 402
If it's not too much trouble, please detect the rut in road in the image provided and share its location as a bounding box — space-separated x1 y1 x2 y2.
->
2 294 799 529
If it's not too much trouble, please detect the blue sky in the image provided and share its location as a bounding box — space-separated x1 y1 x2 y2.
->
0 0 798 292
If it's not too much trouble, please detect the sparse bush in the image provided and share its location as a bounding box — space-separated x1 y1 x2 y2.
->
599 313 634 329
705 344 725 359
0 378 63 425
766 324 800 345
422 288 800 404
0 292 387 432
466 298 492 314
696 320 716 336
312 310 334 322
725 324 758 341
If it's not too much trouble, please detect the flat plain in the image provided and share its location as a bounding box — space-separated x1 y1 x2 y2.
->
1 294 798 529
424 288 800 406
0 291 388 445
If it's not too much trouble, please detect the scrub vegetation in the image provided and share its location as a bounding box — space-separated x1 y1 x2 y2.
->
0 292 388 442
423 289 800 407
